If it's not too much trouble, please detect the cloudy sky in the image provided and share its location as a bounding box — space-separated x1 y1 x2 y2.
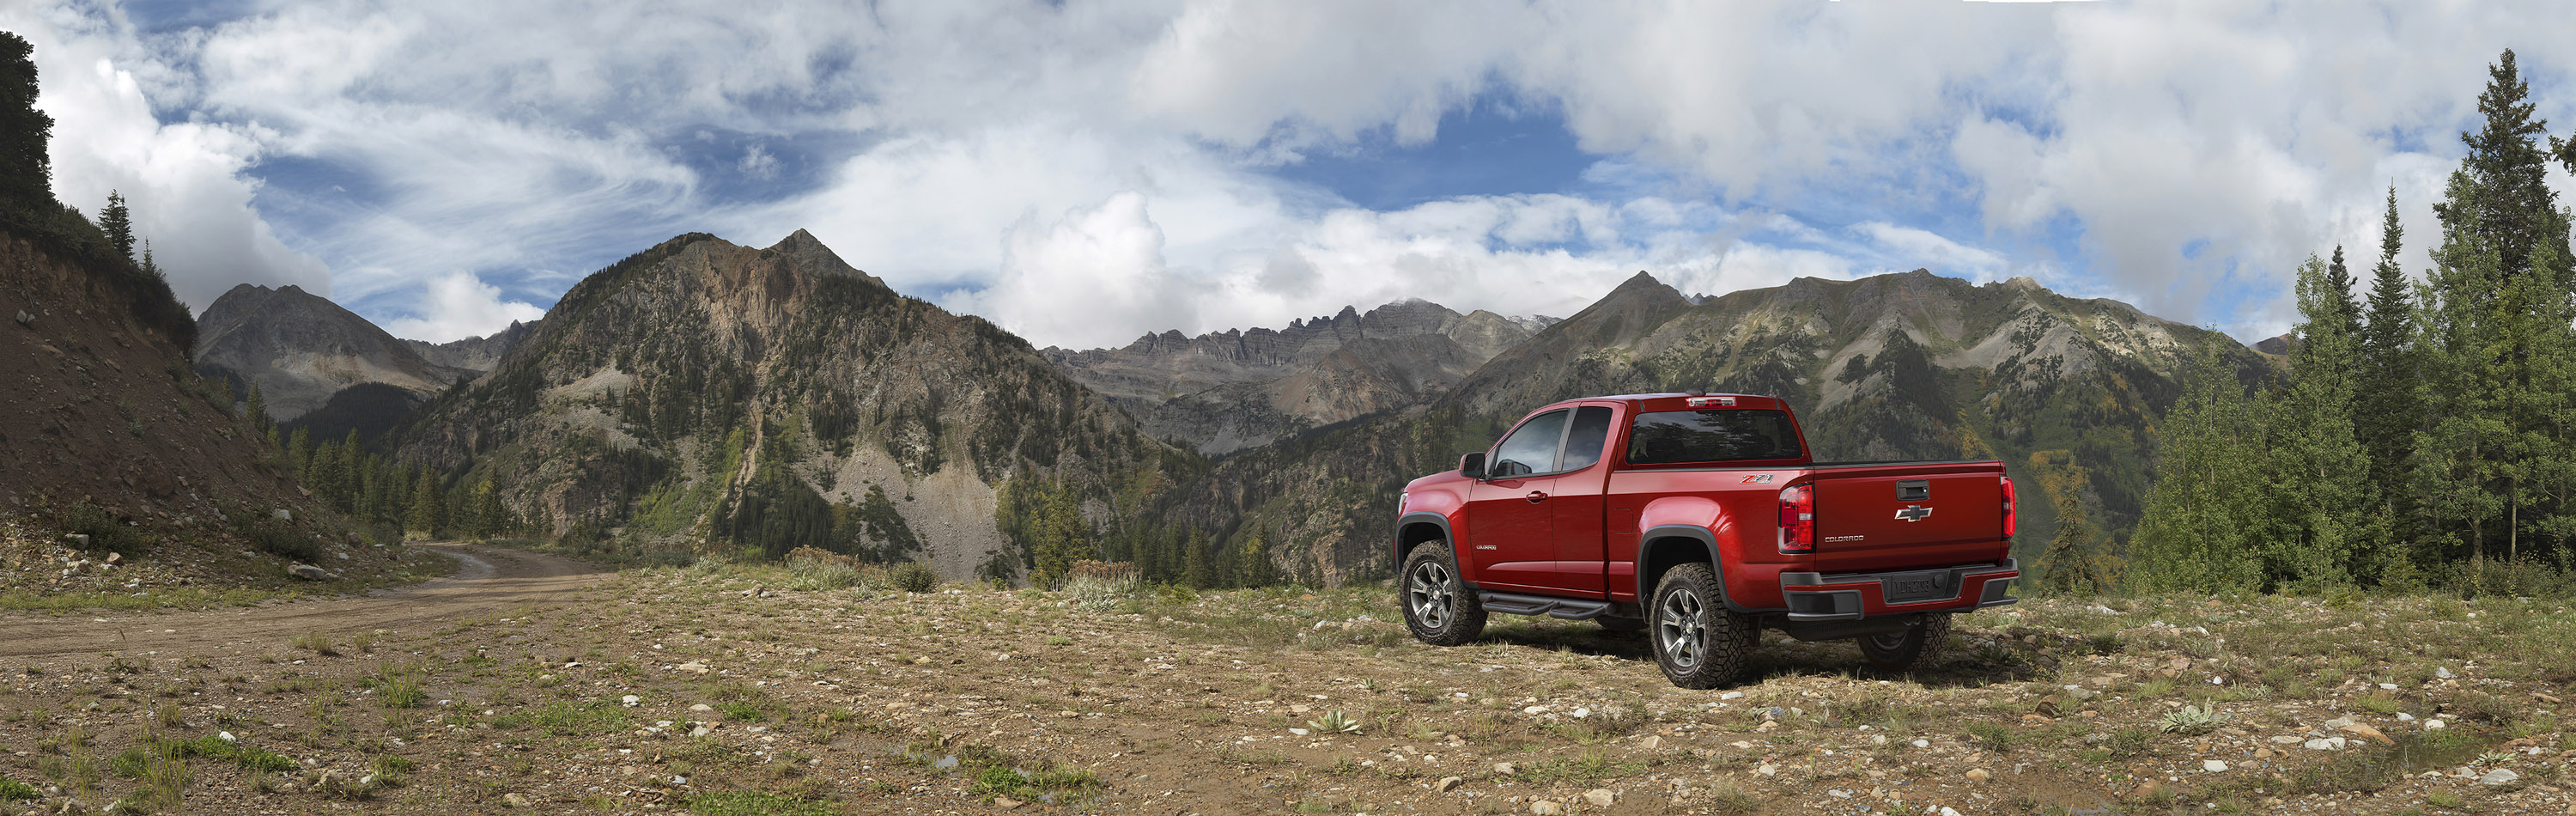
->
7 1 2574 349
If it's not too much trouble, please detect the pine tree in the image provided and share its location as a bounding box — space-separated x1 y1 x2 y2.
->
287 427 314 481
139 238 159 282
408 470 444 538
2414 174 2512 566
0 32 52 208
243 383 270 434
99 190 132 262
2357 187 2421 503
2437 50 2559 288
1182 529 1214 589
2266 254 2379 588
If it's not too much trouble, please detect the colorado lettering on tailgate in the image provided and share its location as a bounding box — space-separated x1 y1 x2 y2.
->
1390 393 2020 689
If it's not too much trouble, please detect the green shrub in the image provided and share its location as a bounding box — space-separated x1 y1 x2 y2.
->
0 778 37 800
57 501 142 555
890 562 938 593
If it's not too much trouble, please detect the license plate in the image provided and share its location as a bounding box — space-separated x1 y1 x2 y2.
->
1888 573 1941 600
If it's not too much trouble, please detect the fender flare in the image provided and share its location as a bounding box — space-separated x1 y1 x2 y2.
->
1634 524 1756 612
1393 512 1455 570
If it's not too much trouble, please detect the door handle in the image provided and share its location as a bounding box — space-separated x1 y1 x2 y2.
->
1526 491 1549 503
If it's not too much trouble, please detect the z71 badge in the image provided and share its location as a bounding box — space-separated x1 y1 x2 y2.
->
1739 474 1775 484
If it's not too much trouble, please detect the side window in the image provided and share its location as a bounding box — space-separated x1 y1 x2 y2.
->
1488 410 1569 478
1559 406 1614 471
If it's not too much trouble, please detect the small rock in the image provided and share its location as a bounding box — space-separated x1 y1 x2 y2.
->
1639 735 1662 751
64 533 89 547
103 552 120 564
1529 801 1564 815
621 695 641 707
993 796 1024 810
1289 728 1310 736
676 662 710 674
688 725 712 738
2128 779 2161 799
2396 712 2416 722
2436 667 2456 679
2324 717 2354 729
1718 691 1744 700
1493 761 1516 775
272 508 291 521
1523 705 1550 715
1436 776 1464 793
288 563 328 581
2425 719 2446 730
1911 739 1930 748
2203 760 2229 772
2481 768 2520 786
502 793 532 807
1965 768 1990 782
690 703 714 712
1582 789 1615 807
14 309 31 326
2341 723 2395 745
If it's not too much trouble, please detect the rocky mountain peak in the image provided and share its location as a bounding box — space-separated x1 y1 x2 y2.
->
194 283 477 421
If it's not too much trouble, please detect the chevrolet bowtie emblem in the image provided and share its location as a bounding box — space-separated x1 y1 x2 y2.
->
1894 505 1934 522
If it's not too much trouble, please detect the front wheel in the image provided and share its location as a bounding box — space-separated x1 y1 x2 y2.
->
1400 545 1486 646
1648 563 1751 689
1857 613 1952 672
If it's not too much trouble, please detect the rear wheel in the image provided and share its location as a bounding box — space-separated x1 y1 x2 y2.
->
1648 563 1751 689
1857 613 1952 672
1400 545 1485 646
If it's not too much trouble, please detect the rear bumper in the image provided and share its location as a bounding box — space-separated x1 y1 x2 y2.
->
1776 558 2019 622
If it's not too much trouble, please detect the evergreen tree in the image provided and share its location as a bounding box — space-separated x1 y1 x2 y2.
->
244 383 270 435
139 238 159 282
1182 529 1214 589
0 32 52 208
2357 187 2421 503
2266 254 2379 588
2130 349 2273 593
2494 221 2576 564
99 190 132 261
2437 49 2561 288
472 478 508 538
407 470 444 537
2413 174 2512 566
287 427 314 481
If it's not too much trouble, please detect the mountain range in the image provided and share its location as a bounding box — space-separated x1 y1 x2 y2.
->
191 231 2274 584
1042 301 1552 455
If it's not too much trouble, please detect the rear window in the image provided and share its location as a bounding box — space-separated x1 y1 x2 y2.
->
1625 409 1802 465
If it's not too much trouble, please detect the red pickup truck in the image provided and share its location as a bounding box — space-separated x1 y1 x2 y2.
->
1394 393 2020 688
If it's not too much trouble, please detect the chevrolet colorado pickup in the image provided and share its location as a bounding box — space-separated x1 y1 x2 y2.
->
1394 393 2020 688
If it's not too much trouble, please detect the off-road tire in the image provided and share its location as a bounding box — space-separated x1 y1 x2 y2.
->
1596 616 1646 633
1648 563 1751 689
1856 613 1952 672
1400 545 1485 646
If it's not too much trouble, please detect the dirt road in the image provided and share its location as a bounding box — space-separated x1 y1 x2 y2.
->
0 542 603 660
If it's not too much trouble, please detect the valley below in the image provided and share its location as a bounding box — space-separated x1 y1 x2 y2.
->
0 549 2569 816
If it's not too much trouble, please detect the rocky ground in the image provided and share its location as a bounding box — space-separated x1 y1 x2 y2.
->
0 551 2570 815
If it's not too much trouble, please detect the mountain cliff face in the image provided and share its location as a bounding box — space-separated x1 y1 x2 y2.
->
391 230 1189 579
193 284 478 421
1156 270 2273 586
1043 301 1552 454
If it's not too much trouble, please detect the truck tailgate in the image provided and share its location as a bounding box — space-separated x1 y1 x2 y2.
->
1809 468 2003 574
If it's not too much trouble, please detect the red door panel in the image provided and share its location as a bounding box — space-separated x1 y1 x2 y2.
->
1467 477 1556 590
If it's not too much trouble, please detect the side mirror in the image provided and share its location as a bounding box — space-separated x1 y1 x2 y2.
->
1458 452 1486 480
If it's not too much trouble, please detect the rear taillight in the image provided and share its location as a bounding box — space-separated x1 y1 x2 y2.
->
1777 484 1814 553
2001 476 2016 539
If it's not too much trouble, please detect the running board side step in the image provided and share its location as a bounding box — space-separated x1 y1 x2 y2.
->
1478 591 1613 621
